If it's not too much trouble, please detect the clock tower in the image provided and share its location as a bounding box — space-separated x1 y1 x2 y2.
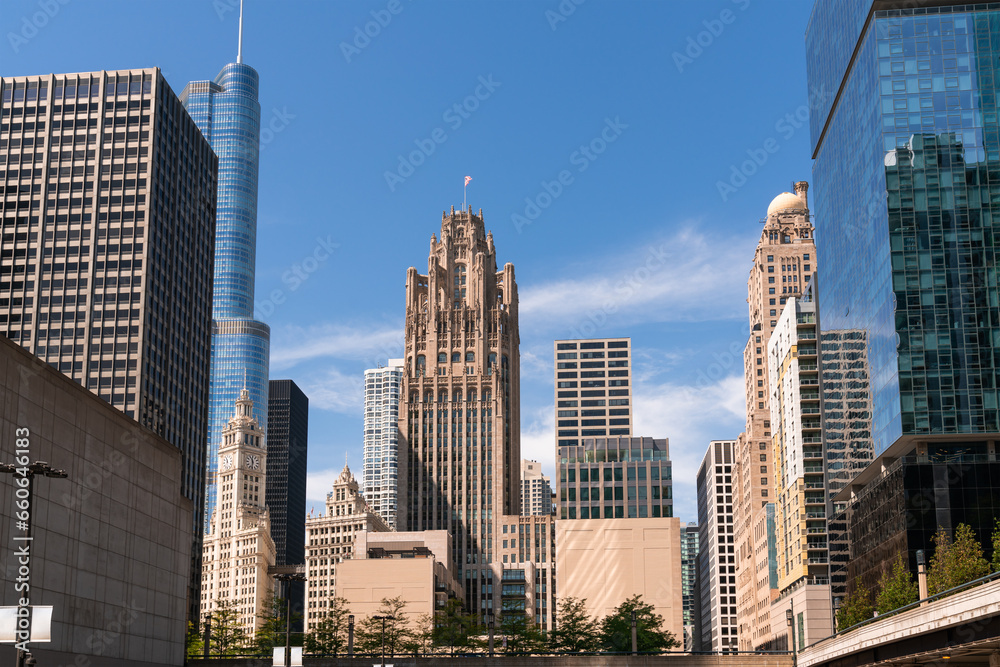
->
200 388 277 634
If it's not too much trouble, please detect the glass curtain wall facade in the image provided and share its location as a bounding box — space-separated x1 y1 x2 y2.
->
181 63 271 534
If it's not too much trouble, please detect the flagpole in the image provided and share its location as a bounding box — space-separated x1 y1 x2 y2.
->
463 183 467 212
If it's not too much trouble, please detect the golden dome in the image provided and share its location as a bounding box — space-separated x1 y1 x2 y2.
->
767 192 806 217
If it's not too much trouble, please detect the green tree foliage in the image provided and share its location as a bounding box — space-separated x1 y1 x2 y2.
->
185 621 204 658
205 599 250 656
927 524 990 595
991 518 1000 574
875 555 919 614
255 594 304 654
498 611 546 654
549 597 601 652
836 580 873 632
355 597 414 658
599 595 679 653
304 597 352 655
432 599 483 653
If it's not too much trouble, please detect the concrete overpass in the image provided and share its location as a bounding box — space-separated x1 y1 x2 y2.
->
798 578 1000 667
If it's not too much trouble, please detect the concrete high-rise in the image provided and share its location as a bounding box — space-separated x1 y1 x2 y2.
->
806 0 1000 604
363 359 404 528
200 388 276 635
266 378 308 626
181 24 271 537
521 459 553 516
734 184 815 651
554 337 632 447
767 293 834 647
0 69 217 621
397 206 520 619
681 522 701 652
697 440 738 653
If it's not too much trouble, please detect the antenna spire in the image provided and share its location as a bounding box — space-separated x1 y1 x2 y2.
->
237 0 244 64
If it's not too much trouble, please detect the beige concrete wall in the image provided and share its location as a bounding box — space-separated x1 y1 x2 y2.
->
769 584 833 651
0 336 191 667
556 517 682 639
336 558 438 621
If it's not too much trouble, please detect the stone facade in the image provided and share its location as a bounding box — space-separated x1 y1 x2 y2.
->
0 335 191 667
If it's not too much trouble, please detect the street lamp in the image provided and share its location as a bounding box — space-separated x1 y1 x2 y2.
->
348 614 355 656
274 573 306 667
487 613 495 657
372 615 395 667
0 460 68 667
631 610 638 655
786 602 797 667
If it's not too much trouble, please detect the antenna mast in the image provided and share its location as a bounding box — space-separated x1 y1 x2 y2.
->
237 0 244 64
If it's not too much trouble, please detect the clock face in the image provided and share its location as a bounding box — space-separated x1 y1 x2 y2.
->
246 454 260 471
221 454 233 471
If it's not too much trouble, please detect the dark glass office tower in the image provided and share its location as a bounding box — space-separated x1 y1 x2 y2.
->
0 69 217 623
266 379 308 627
806 1 1000 599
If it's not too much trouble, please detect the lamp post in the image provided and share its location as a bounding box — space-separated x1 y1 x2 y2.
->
348 614 355 656
274 573 306 667
1 460 68 667
631 610 638 655
916 550 929 605
372 614 394 667
786 602 797 667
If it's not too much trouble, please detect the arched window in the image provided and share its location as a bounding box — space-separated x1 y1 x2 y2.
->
468 389 477 402
438 391 447 403
453 390 463 403
453 265 467 307
424 392 433 403
416 354 425 377
438 352 447 363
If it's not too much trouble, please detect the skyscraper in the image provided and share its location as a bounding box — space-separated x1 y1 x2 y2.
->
697 440 738 653
806 0 1000 597
363 359 404 529
397 206 520 618
0 69 217 621
554 337 632 447
200 388 276 634
266 379 309 625
680 522 701 652
734 184 815 651
520 459 553 516
181 11 270 536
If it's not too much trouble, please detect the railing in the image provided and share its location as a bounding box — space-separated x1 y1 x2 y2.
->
807 542 829 549
806 511 826 518
802 436 822 443
799 363 818 370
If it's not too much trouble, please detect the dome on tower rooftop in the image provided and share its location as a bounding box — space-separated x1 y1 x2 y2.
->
767 192 806 217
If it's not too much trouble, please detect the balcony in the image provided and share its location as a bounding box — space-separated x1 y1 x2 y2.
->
796 314 816 324
805 495 825 505
802 421 822 431
798 331 817 341
807 527 827 534
798 347 817 356
800 391 820 401
806 511 826 519
799 363 818 371
808 542 829 550
808 557 829 564
803 448 822 459
803 465 823 473
802 436 822 443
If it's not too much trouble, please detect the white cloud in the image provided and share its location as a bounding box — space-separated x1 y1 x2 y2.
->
305 466 343 517
518 226 750 335
270 322 403 370
298 366 366 414
519 403 556 477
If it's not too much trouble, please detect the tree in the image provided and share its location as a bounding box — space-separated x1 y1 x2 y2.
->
549 597 600 652
432 599 482 654
875 555 919 614
255 593 303 654
185 621 204 658
927 524 990 595
355 597 414 658
991 518 1000 574
836 580 873 632
599 595 679 653
205 599 250 656
304 597 352 655
498 611 546 654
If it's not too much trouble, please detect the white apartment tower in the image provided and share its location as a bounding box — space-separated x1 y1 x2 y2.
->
363 359 404 529
200 389 276 634
697 440 738 653
521 459 553 516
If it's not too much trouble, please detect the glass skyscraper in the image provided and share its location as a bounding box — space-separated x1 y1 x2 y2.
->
181 57 270 534
806 0 1000 597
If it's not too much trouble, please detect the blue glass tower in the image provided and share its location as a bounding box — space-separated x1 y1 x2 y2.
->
806 0 1000 596
181 18 270 534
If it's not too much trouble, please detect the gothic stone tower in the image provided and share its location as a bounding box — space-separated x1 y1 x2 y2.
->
398 206 520 617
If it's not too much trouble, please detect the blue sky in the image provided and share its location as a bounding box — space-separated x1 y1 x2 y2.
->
2 0 817 523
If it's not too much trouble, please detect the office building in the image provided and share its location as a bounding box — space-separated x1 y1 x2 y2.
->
200 388 276 635
0 69 217 622
304 463 389 633
734 184 815 651
697 440 738 653
181 28 271 537
363 359 404 528
266 378 308 626
498 514 556 632
806 0 1000 598
397 206 520 619
521 459 553 516
554 337 632 447
767 293 834 647
0 335 192 667
681 522 701 651
557 436 673 519
556 517 683 642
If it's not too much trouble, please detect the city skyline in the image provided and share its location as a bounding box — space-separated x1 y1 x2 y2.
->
1 0 815 524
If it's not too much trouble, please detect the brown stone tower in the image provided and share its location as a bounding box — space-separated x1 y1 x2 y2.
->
734 182 816 651
398 206 520 617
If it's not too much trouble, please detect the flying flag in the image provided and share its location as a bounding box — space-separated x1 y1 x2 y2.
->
465 176 473 186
